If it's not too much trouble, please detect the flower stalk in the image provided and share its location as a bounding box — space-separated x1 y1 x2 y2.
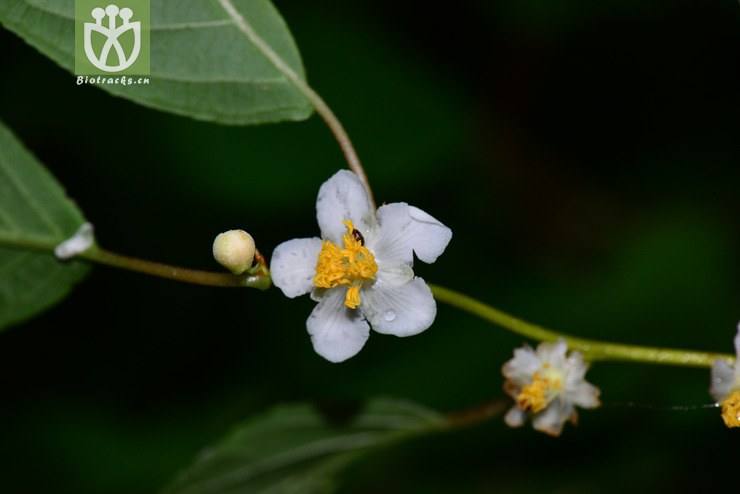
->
70 244 736 368
428 283 734 368
80 246 272 290
215 0 375 208
44 233 732 368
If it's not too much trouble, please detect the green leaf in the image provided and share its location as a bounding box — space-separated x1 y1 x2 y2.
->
162 398 444 494
0 0 312 125
0 120 90 331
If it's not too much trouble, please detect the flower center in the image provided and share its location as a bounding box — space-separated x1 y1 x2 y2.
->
517 366 563 414
313 220 378 309
721 390 740 428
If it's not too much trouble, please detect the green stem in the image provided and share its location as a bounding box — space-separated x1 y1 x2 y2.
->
0 236 57 254
10 241 732 368
428 283 734 368
216 0 375 209
80 247 271 290
1 234 272 288
444 398 510 429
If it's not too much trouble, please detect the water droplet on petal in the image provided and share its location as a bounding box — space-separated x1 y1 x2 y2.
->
382 309 397 322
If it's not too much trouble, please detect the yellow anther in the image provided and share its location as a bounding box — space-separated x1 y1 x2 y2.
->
314 220 378 309
517 372 550 413
345 286 361 309
720 390 740 428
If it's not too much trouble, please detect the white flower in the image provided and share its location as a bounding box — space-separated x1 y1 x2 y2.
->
710 323 740 428
502 339 600 436
270 170 452 363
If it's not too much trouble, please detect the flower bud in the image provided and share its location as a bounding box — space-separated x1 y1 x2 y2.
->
212 229 255 275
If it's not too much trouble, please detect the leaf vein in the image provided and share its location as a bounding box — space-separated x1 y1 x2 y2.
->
195 431 384 492
0 146 64 238
17 0 72 21
0 251 35 280
18 258 74 303
150 19 233 31
20 1 235 32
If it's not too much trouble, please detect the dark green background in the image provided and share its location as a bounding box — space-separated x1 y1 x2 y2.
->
1 0 739 492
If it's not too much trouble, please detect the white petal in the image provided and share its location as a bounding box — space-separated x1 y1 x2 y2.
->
532 399 573 437
407 206 453 262
316 170 375 245
307 288 370 363
270 238 322 298
564 353 589 386
537 339 568 369
710 324 740 401
375 259 414 288
710 360 738 401
502 345 541 383
504 406 527 428
309 287 326 303
567 381 601 409
369 203 451 265
361 277 436 337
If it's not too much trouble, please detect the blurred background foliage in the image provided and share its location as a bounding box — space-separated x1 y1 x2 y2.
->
0 0 738 492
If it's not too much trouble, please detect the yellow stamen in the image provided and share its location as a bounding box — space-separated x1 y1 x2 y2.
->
314 220 378 309
345 286 361 309
516 367 564 414
517 372 550 413
720 390 740 428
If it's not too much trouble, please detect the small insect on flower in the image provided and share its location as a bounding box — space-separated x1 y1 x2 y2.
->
709 323 740 428
351 228 365 246
502 339 600 436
